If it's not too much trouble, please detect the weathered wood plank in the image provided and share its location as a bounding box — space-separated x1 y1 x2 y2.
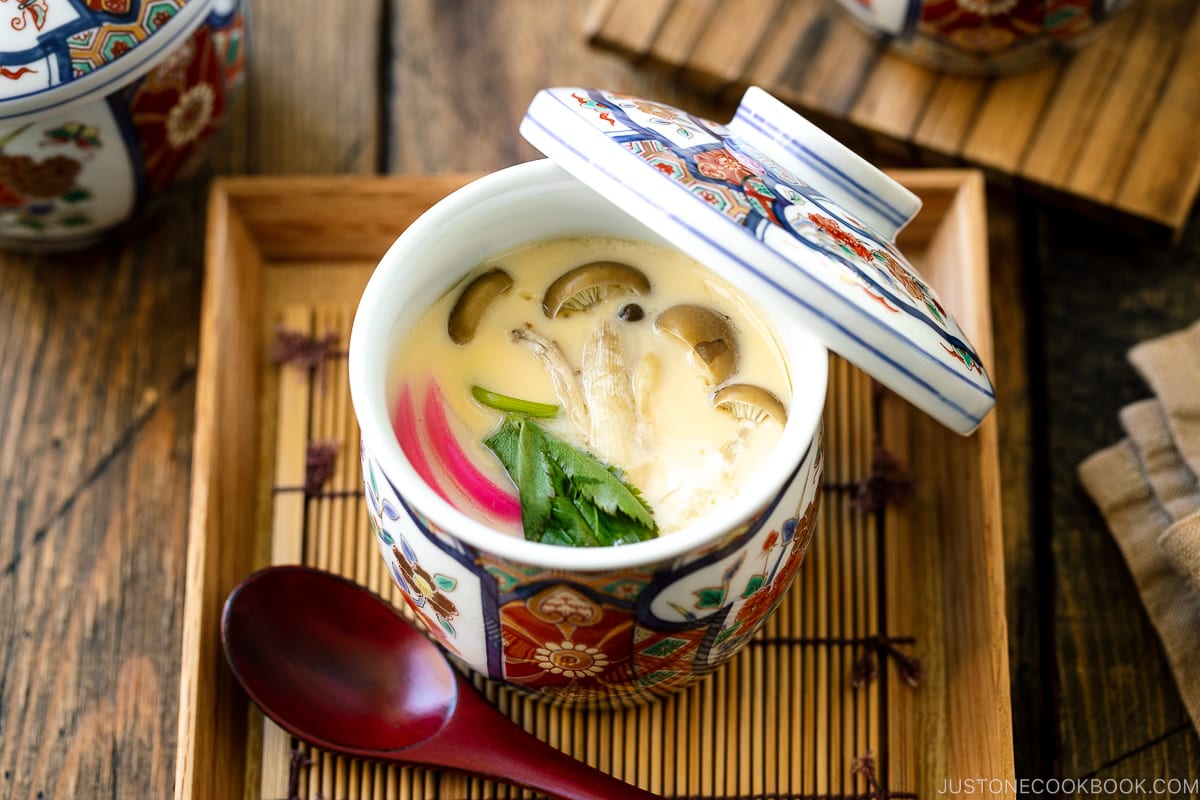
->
642 0 717 74
1068 726 1199 798
1116 4 1200 232
1036 200 1200 775
243 0 383 174
983 187 1060 779
961 66 1061 173
736 0 828 98
910 73 988 156
0 1 387 799
678 0 782 95
1017 18 1132 191
0 341 197 800
586 0 1200 234
849 53 937 143
386 0 726 174
0 170 214 798
1065 0 1192 205
791 14 880 120
584 0 672 61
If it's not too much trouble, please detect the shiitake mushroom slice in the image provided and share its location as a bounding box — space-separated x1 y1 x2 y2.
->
654 304 738 385
712 383 787 425
542 261 650 318
447 268 513 344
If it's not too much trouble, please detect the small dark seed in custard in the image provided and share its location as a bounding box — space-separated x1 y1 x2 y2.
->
617 303 645 322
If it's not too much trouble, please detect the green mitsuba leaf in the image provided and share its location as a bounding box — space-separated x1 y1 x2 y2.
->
484 413 658 547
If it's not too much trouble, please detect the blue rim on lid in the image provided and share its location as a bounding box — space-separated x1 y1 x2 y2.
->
0 0 217 126
520 86 995 435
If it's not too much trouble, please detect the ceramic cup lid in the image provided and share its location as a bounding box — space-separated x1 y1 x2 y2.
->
0 0 218 126
520 86 995 435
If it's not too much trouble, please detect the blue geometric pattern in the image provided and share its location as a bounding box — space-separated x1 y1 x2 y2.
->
521 86 996 433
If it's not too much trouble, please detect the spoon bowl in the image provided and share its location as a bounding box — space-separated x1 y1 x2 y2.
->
221 565 660 799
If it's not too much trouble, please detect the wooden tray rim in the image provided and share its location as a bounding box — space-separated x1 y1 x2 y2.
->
173 170 1014 800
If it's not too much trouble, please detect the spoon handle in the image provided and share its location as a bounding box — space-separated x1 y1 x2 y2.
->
421 685 662 800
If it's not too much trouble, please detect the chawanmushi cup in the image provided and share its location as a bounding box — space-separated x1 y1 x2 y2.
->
349 158 827 705
350 86 996 705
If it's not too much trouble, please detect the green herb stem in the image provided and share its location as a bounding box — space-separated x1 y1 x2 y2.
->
471 385 559 418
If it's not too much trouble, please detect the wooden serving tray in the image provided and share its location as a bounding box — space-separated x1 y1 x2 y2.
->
174 172 1013 800
585 0 1200 238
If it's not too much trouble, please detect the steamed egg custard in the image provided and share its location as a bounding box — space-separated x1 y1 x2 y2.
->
392 237 792 546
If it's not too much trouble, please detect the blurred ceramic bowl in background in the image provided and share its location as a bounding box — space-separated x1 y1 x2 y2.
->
834 0 1138 75
0 0 243 249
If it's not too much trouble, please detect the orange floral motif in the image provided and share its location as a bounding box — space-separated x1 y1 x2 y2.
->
498 582 636 690
731 497 819 634
84 0 134 12
130 24 228 191
534 641 610 679
391 543 458 623
872 247 924 301
808 212 871 261
570 91 616 126
5 0 48 32
529 585 604 627
0 154 81 199
617 96 688 123
694 147 754 185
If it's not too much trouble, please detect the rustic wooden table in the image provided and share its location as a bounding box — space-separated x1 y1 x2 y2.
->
0 1 1197 798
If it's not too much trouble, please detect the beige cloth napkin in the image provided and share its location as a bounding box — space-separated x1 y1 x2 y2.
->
1078 442 1200 733
1119 400 1200 593
1078 321 1200 735
1126 321 1200 594
1129 319 1200 482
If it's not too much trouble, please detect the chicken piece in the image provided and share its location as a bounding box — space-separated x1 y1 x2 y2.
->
509 327 590 436
632 352 659 456
581 321 638 470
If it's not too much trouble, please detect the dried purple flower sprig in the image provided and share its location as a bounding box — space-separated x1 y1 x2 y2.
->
270 328 343 380
820 444 915 514
851 635 925 689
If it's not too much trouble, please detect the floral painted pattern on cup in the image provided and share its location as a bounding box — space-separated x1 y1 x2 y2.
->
361 421 823 704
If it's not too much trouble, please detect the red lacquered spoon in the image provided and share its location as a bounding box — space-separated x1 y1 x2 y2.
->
221 565 660 800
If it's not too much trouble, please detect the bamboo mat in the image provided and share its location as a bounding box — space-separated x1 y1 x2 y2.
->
585 0 1200 237
252 303 914 800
